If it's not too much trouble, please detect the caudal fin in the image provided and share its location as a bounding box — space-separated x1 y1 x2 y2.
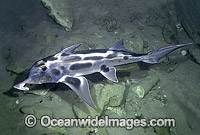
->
142 43 193 64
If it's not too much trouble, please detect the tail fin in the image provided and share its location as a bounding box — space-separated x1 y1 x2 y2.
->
142 43 193 64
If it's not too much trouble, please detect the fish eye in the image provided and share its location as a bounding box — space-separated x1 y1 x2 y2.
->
41 66 47 71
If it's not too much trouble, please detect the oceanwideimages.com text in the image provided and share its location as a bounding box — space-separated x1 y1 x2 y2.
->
25 115 176 130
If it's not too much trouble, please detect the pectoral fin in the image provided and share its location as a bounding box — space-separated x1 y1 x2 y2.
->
58 75 96 109
100 66 118 83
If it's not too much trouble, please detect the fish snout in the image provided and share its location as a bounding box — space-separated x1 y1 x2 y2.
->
13 81 29 91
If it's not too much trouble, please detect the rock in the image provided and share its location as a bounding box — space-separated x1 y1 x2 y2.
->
96 128 108 135
41 0 73 31
43 34 54 43
6 100 16 109
0 46 11 60
130 75 160 98
25 84 54 96
48 92 63 102
154 127 170 135
26 90 49 96
125 34 144 53
181 21 200 44
88 6 117 32
143 40 149 48
165 62 178 73
181 50 187 56
6 62 25 74
106 126 133 135
124 95 143 118
115 63 139 72
153 95 168 105
145 10 159 27
130 12 141 22
93 16 117 32
176 0 200 44
48 127 67 134
68 127 105 135
137 21 145 30
106 106 126 117
95 83 126 108
73 82 126 118
162 23 178 44
189 46 200 64
132 85 145 98
20 105 53 119
126 31 136 39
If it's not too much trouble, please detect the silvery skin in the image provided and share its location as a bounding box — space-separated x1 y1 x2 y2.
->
14 40 193 109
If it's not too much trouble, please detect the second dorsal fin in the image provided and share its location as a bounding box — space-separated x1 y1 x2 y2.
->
109 40 125 51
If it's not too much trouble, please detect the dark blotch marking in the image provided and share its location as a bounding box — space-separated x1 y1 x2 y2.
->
65 77 81 87
43 56 58 62
51 69 60 75
123 56 128 60
131 53 146 57
84 56 103 60
61 66 66 72
106 54 116 59
121 51 131 55
64 56 81 61
101 65 106 71
41 66 47 71
70 63 92 70
61 66 68 74
120 50 146 57
61 53 70 56
44 74 53 82
75 49 107 54
101 65 109 72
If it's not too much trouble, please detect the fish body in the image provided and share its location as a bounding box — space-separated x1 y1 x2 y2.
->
14 40 192 109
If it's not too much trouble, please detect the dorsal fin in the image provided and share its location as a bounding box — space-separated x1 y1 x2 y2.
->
55 43 82 57
61 43 82 54
109 40 125 51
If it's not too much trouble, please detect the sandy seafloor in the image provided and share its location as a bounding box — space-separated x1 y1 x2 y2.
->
0 0 200 135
